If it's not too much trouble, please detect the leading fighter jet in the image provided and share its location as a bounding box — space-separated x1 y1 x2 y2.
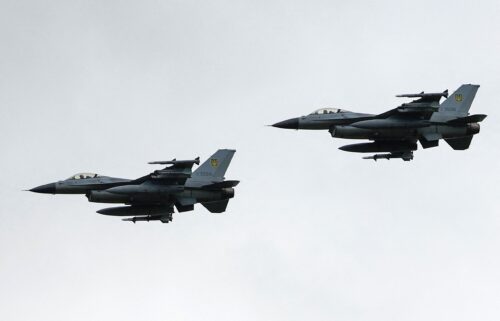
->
272 84 486 161
29 149 238 223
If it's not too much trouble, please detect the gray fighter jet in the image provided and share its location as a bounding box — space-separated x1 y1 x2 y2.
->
29 149 238 223
272 84 486 161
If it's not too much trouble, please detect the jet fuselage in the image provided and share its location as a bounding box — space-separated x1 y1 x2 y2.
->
272 84 486 160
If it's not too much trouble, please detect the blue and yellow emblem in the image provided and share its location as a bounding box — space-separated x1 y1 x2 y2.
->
455 94 463 102
210 159 218 168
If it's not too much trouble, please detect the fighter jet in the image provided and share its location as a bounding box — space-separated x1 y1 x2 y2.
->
29 149 238 223
272 84 486 161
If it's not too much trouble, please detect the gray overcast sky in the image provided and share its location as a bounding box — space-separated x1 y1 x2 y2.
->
1 0 499 320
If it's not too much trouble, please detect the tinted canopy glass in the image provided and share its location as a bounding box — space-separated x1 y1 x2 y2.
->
66 173 100 180
309 108 348 115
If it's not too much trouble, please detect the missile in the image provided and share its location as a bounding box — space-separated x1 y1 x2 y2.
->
86 190 130 203
363 152 414 161
396 89 448 98
148 157 200 166
363 153 392 161
122 214 172 223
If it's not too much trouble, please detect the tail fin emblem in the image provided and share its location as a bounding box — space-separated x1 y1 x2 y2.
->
455 94 463 102
210 159 218 168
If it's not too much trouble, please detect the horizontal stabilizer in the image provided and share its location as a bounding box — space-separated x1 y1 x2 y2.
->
446 114 487 125
445 136 474 150
202 199 229 213
200 180 240 190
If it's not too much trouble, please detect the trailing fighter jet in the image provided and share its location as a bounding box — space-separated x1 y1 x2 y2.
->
272 84 486 161
29 149 238 223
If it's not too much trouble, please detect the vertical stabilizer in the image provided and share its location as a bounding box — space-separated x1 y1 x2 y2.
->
191 149 235 182
431 84 479 122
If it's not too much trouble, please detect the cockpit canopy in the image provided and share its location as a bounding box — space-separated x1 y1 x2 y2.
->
309 108 348 115
66 173 100 180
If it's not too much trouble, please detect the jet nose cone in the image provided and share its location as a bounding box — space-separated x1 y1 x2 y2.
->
272 117 299 129
30 183 56 194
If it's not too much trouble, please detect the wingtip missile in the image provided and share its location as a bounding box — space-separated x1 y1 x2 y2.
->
148 158 200 166
363 154 390 161
396 89 448 99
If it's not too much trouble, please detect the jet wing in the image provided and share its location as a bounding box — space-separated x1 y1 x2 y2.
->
396 89 448 103
148 158 200 167
375 90 448 120
148 158 200 185
375 103 440 119
131 158 201 185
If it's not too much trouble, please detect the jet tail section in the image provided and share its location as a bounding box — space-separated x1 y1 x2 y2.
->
445 136 474 150
431 84 479 122
202 199 230 213
191 149 236 183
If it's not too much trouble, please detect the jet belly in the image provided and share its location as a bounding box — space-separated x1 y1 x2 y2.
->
330 125 375 139
333 123 479 142
105 183 183 195
332 125 422 140
93 183 182 204
87 191 131 203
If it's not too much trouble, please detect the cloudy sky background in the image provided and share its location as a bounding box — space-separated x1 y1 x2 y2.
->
1 0 499 320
